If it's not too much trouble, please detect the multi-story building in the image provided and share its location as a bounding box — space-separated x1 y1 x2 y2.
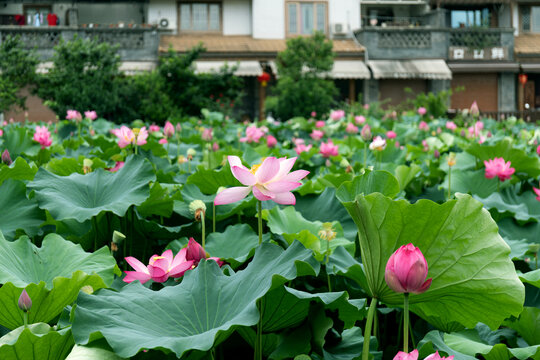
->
0 0 536 120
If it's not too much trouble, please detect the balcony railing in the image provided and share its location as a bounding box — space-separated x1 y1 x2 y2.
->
0 25 160 61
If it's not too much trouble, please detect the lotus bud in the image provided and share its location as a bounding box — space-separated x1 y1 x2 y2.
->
18 289 32 312
176 123 182 133
80 285 94 295
83 158 93 174
385 243 432 294
1 149 12 165
361 124 372 141
340 158 350 168
189 200 206 221
434 149 440 159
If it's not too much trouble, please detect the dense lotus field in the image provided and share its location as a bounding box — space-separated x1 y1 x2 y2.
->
0 106 539 360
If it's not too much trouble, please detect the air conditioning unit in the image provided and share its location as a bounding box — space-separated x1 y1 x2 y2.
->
159 18 169 28
333 23 346 35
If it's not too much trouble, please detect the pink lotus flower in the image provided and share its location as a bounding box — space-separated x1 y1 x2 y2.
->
369 136 387 151
394 349 418 360
386 130 397 139
293 138 305 146
176 123 182 133
113 126 148 148
186 238 223 266
320 140 339 158
124 249 194 284
240 125 265 143
361 124 372 141
537 145 540 155
385 243 432 294
149 124 161 133
468 121 484 137
295 143 312 155
84 111 97 121
1 149 12 165
425 351 454 360
107 161 125 172
311 111 317 118
422 139 429 152
315 120 326 128
484 158 515 181
419 121 429 131
0 128 3 137
266 135 277 148
66 110 82 121
345 123 359 134
445 121 457 131
33 126 52 149
159 138 168 144
470 101 480 117
417 107 427 116
214 156 308 205
330 109 345 120
355 115 366 125
363 104 370 110
311 130 324 141
164 121 174 138
212 142 220 151
18 289 32 312
533 186 540 201
202 127 213 141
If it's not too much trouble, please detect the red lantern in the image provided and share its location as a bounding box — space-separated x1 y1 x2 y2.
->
257 72 271 87
518 73 528 87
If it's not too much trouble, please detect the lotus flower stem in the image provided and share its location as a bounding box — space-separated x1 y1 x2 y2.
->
23 312 28 329
362 297 377 360
255 297 264 360
326 239 332 292
201 211 206 250
403 293 410 352
363 143 367 169
213 203 216 233
167 142 171 164
258 201 262 245
447 167 452 200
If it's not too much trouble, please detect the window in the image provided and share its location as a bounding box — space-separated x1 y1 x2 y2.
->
179 2 221 32
24 5 52 27
450 9 490 28
521 5 540 33
287 2 327 36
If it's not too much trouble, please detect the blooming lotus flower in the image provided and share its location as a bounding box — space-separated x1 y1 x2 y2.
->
446 121 457 131
419 121 429 131
345 123 358 134
386 130 397 139
295 143 312 155
369 136 387 151
124 249 194 284
355 115 366 125
468 121 484 137
533 186 540 201
240 125 265 143
315 120 326 128
215 156 308 205
393 350 418 360
311 129 324 141
159 138 168 144
18 289 32 312
149 124 161 132
470 101 480 117
484 157 515 181
108 161 125 172
330 109 345 120
385 243 432 294
113 126 148 148
320 140 339 158
425 351 454 360
84 111 97 121
0 128 2 137
361 124 372 141
186 238 224 266
202 127 213 141
164 121 174 138
537 145 540 155
33 126 52 149
293 138 305 146
417 107 427 116
66 110 82 121
266 135 277 148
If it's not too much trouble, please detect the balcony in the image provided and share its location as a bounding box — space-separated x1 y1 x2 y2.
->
0 25 160 62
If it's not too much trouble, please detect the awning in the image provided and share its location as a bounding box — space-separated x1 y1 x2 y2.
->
368 59 452 80
194 61 262 76
448 62 520 73
520 63 540 73
268 60 370 79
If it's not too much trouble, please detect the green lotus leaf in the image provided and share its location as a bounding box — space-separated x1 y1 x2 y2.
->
336 170 400 202
393 164 422 192
204 224 259 268
0 323 74 360
187 164 241 195
0 179 45 240
2 126 41 157
72 242 319 358
474 186 540 223
466 139 540 178
440 169 498 198
498 217 540 243
520 270 540 288
28 155 155 222
504 307 540 346
137 182 174 218
0 157 37 186
337 192 524 330
66 340 124 360
0 232 117 329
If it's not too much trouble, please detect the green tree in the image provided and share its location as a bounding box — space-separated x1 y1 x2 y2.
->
267 32 337 120
0 35 38 112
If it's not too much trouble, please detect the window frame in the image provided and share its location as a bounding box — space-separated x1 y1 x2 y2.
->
23 4 52 27
177 1 223 34
520 4 540 33
285 1 328 37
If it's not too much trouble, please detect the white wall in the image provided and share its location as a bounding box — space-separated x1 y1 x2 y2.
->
512 4 519 36
329 0 361 35
148 0 177 33
0 4 23 15
223 0 252 35
252 0 285 39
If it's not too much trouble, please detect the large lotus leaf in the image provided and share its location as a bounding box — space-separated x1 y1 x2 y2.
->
440 169 498 198
337 192 524 330
466 139 540 178
44 156 107 177
204 224 259 268
0 233 117 329
0 157 37 186
66 340 124 360
336 170 400 203
186 165 241 195
137 182 174 218
520 270 540 288
498 217 540 243
0 323 74 360
0 179 45 240
474 186 540 223
72 241 320 358
28 155 155 222
393 164 422 192
503 307 540 346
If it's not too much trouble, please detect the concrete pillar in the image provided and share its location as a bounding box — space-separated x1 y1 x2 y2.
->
498 72 516 112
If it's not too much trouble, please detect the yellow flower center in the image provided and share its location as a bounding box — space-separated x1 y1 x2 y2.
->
318 223 336 241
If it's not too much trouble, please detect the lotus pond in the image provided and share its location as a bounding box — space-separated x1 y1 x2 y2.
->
0 108 539 360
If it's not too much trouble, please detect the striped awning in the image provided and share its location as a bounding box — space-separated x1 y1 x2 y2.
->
194 61 263 76
368 59 452 79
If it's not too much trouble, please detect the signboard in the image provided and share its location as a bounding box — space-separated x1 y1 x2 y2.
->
448 46 508 61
